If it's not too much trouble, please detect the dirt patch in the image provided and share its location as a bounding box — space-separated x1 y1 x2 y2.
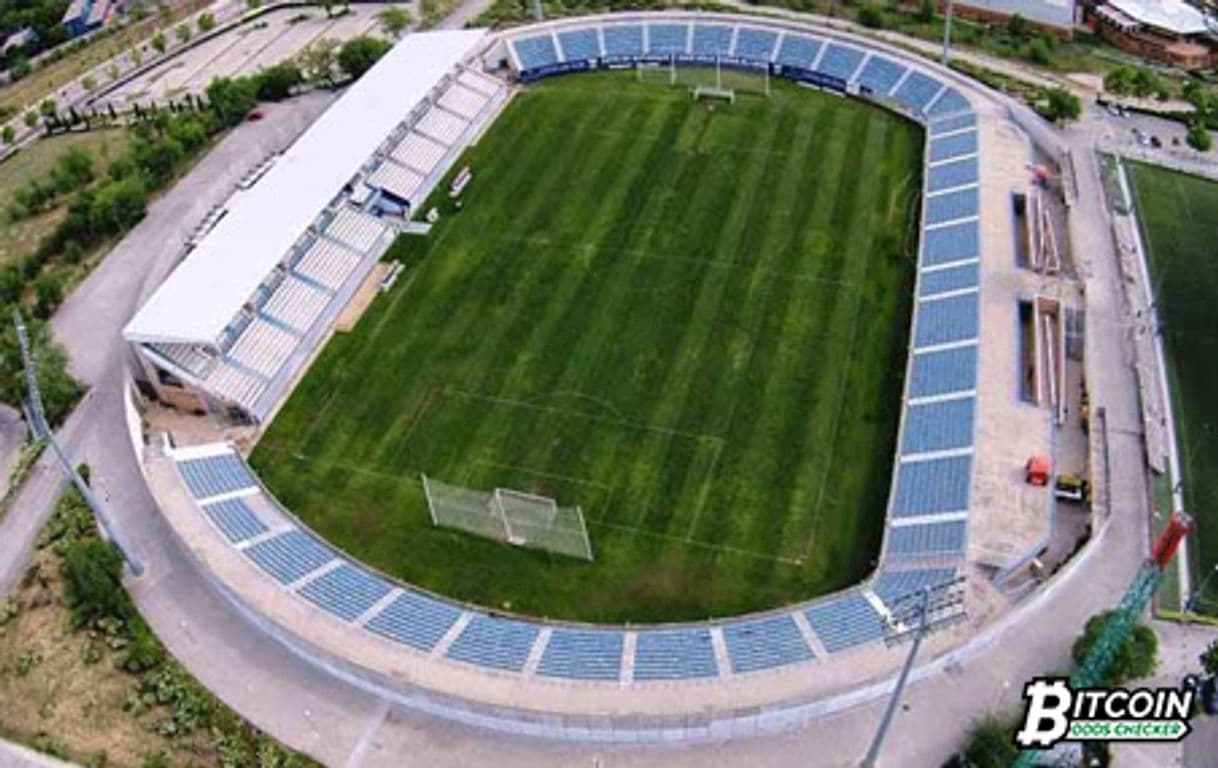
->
0 549 210 766
0 489 318 768
335 262 390 333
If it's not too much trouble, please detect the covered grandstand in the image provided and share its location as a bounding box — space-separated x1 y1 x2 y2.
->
123 29 509 422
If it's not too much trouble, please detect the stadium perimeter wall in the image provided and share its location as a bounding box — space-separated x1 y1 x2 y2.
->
129 11 1048 741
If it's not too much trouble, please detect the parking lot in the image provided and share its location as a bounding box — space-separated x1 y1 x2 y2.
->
106 4 407 106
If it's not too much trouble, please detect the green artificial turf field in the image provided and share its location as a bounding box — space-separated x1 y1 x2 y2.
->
1127 162 1218 617
252 72 922 622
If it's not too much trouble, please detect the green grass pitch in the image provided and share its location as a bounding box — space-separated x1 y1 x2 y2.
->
252 72 923 622
1128 163 1218 617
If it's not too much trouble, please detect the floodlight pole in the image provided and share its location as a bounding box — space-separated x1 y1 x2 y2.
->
860 587 931 768
11 309 144 577
941 0 955 66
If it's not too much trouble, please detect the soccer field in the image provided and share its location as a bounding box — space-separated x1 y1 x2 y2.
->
1128 163 1218 617
252 72 922 622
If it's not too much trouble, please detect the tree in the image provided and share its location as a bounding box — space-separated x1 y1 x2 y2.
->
81 75 96 92
90 176 148 234
1104 66 1132 95
959 716 1019 768
0 316 81 428
197 12 216 33
23 111 37 128
377 6 412 38
206 76 258 126
151 31 167 54
1072 610 1158 686
1042 87 1081 124
297 38 339 85
61 539 128 628
253 62 302 101
1007 13 1029 39
1201 639 1218 676
1026 37 1051 66
858 5 885 29
337 36 392 80
33 273 64 318
1 125 13 145
915 0 935 23
50 147 94 194
39 98 56 118
1187 121 1212 152
175 24 191 43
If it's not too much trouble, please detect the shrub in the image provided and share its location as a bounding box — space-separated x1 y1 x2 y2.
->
1071 610 1157 685
1187 122 1212 152
1201 639 1218 676
858 5 885 28
61 538 130 629
198 12 216 33
338 36 392 79
33 274 64 318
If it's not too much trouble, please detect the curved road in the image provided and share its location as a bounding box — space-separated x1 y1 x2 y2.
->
0 55 1187 768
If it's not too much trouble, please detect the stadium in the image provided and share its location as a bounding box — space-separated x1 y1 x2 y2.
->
119 10 1076 743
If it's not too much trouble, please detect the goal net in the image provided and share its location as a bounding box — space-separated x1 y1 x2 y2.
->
635 58 771 98
421 475 593 561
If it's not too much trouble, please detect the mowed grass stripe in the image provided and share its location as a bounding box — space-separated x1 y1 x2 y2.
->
252 73 920 621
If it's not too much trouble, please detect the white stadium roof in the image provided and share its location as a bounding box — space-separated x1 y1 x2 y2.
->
1108 0 1209 34
123 28 489 347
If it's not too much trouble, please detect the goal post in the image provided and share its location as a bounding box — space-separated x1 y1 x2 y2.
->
421 474 593 561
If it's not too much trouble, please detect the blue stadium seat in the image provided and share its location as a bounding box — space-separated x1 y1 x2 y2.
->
446 615 540 672
927 156 979 193
647 23 688 55
927 89 971 120
873 567 958 605
930 130 978 163
892 71 943 113
815 43 864 81
925 186 979 225
557 28 600 62
691 24 733 57
178 453 256 498
901 397 975 454
514 35 559 69
537 629 624 681
603 24 644 58
908 346 977 398
856 56 906 95
914 292 979 347
885 520 967 557
891 455 973 517
298 563 393 622
244 530 336 585
775 34 822 68
723 614 813 673
633 628 719 681
366 590 462 652
201 497 267 543
733 27 778 62
923 220 980 265
804 592 884 653
929 110 976 135
919 262 980 298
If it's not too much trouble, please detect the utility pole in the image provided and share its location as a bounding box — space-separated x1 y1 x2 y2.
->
531 0 543 22
11 309 144 576
941 0 956 66
860 577 966 767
